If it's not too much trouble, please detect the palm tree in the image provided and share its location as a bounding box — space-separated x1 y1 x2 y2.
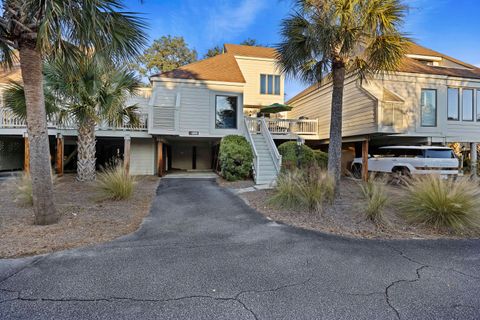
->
5 56 142 182
276 0 409 193
0 0 146 224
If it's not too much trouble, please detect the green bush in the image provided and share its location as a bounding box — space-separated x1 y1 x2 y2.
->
359 178 388 224
400 175 480 234
278 141 315 169
219 135 253 181
314 150 329 169
269 166 335 213
96 164 136 200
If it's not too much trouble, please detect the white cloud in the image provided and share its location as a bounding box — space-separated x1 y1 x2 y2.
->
205 0 267 42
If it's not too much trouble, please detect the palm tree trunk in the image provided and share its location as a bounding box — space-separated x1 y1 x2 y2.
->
18 43 58 225
77 118 97 181
327 58 346 193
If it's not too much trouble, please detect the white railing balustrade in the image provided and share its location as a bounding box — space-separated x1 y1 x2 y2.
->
0 108 26 128
259 118 282 174
0 108 148 132
245 116 318 136
243 117 260 180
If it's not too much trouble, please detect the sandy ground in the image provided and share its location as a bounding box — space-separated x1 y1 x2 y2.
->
0 174 159 258
241 178 479 240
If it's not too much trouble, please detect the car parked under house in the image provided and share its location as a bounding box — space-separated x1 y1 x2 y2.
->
287 42 480 175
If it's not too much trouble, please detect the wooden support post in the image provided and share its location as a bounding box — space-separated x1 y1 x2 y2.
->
471 142 478 177
124 135 131 175
362 139 369 182
23 132 30 174
56 134 64 177
157 140 164 177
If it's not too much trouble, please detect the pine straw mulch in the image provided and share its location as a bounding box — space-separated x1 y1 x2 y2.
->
240 178 479 240
0 174 159 258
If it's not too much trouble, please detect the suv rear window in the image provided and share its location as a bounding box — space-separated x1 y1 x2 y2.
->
424 149 455 159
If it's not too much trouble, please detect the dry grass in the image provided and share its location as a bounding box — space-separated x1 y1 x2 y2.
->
400 175 480 234
14 173 33 205
269 167 335 213
359 177 389 224
0 174 159 258
96 165 136 200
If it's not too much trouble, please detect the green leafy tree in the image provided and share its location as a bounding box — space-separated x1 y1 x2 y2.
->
5 56 142 182
135 35 198 76
0 0 146 225
203 38 263 58
277 0 409 194
204 45 223 59
240 38 261 46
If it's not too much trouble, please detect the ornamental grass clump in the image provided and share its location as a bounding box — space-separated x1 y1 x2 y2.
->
269 166 334 213
297 167 335 212
96 164 136 200
14 173 33 206
401 175 480 234
268 169 303 209
359 177 388 224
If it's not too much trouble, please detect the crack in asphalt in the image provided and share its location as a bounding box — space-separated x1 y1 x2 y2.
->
385 243 480 280
384 265 428 320
0 278 313 320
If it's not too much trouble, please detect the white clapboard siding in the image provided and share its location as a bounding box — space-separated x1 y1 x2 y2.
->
288 78 377 139
178 86 211 135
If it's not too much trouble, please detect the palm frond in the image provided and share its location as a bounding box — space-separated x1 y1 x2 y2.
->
3 80 59 121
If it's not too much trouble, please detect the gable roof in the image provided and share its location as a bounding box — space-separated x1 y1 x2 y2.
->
288 43 480 104
223 44 278 59
152 53 246 83
405 43 476 69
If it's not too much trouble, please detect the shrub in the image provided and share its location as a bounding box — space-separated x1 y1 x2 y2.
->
219 135 253 181
278 141 315 169
400 175 480 234
359 178 388 224
96 164 136 200
269 166 335 212
14 173 33 205
314 150 329 169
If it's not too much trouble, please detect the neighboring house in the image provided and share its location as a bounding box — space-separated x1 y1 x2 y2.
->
0 44 317 184
287 43 480 169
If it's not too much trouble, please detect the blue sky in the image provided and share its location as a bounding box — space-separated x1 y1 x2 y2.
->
124 0 480 100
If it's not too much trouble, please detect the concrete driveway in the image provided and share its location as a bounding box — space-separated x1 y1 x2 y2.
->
1 178 479 320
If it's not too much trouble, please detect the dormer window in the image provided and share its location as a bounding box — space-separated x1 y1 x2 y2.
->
260 74 281 95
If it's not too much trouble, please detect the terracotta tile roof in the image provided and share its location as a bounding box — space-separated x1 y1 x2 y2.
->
288 43 480 104
224 44 278 59
151 53 246 83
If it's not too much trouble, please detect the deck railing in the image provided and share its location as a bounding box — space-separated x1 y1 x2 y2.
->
0 108 148 131
245 116 318 136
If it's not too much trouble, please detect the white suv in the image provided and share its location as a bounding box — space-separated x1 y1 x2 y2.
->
351 146 459 178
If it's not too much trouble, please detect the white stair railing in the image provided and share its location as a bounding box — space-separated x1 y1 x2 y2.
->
243 117 260 181
259 118 282 174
